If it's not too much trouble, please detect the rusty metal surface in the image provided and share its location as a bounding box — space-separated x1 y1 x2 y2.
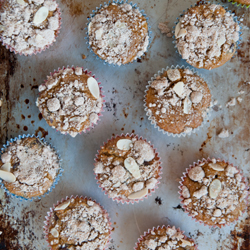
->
0 0 249 249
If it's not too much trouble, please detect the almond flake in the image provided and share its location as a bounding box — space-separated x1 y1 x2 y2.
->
217 36 226 47
54 200 71 211
128 188 148 199
87 77 100 99
175 22 181 38
176 28 187 38
17 0 26 5
181 239 193 247
208 163 224 171
209 179 222 199
124 157 141 179
116 139 132 151
33 7 49 26
173 81 184 97
1 162 11 172
183 97 192 114
50 228 59 237
95 28 104 40
0 170 16 183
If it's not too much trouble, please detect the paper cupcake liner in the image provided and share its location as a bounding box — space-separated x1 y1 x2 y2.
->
43 195 112 250
0 1 62 56
0 134 63 201
172 2 243 67
85 0 152 67
94 133 162 204
178 157 249 228
37 66 105 137
134 225 198 250
144 65 212 137
227 0 250 8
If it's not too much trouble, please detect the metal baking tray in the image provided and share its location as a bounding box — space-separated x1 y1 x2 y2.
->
0 0 249 249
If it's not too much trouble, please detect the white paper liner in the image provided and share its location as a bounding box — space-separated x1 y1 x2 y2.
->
0 134 63 201
0 0 62 56
37 66 105 137
134 225 197 250
178 157 249 228
85 0 152 66
43 195 112 250
94 133 162 204
172 1 243 69
144 65 212 137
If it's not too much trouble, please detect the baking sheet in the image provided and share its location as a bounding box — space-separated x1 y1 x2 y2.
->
0 0 250 249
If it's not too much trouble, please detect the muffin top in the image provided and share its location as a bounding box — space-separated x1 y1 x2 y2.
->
94 135 161 202
88 3 149 65
36 67 103 137
0 137 60 198
180 159 249 227
47 197 111 250
0 0 60 55
175 4 240 69
145 68 211 134
136 226 195 250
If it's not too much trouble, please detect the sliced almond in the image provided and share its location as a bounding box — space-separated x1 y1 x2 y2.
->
33 7 49 26
175 22 181 38
173 81 184 97
176 28 187 39
17 0 26 5
124 157 141 179
209 179 222 199
217 36 226 47
54 200 70 211
128 188 148 199
183 97 192 114
87 77 100 99
1 162 11 172
88 22 92 34
0 170 16 183
181 239 193 247
50 228 59 237
116 139 132 151
208 163 224 171
95 28 103 40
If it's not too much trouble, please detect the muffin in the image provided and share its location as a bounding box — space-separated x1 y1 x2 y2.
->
179 158 249 227
87 2 149 65
135 225 196 250
0 0 61 55
175 3 240 69
229 0 250 6
94 134 162 203
0 135 61 199
44 196 111 250
36 67 103 137
144 67 211 136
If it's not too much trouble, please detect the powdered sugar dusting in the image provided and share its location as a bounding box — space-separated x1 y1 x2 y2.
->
36 67 103 137
88 3 149 65
0 0 60 55
176 4 240 69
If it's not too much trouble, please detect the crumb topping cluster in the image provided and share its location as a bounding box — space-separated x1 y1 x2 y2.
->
0 0 60 54
146 68 211 134
36 67 103 137
136 226 195 250
48 197 110 250
94 136 161 201
0 137 60 198
181 159 248 226
176 4 240 69
88 3 149 65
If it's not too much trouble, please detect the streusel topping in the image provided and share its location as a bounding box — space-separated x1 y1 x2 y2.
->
136 226 195 250
175 4 240 69
181 159 248 226
0 137 60 198
145 68 211 134
36 67 103 137
94 135 161 202
0 0 60 55
47 197 110 250
88 3 149 65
